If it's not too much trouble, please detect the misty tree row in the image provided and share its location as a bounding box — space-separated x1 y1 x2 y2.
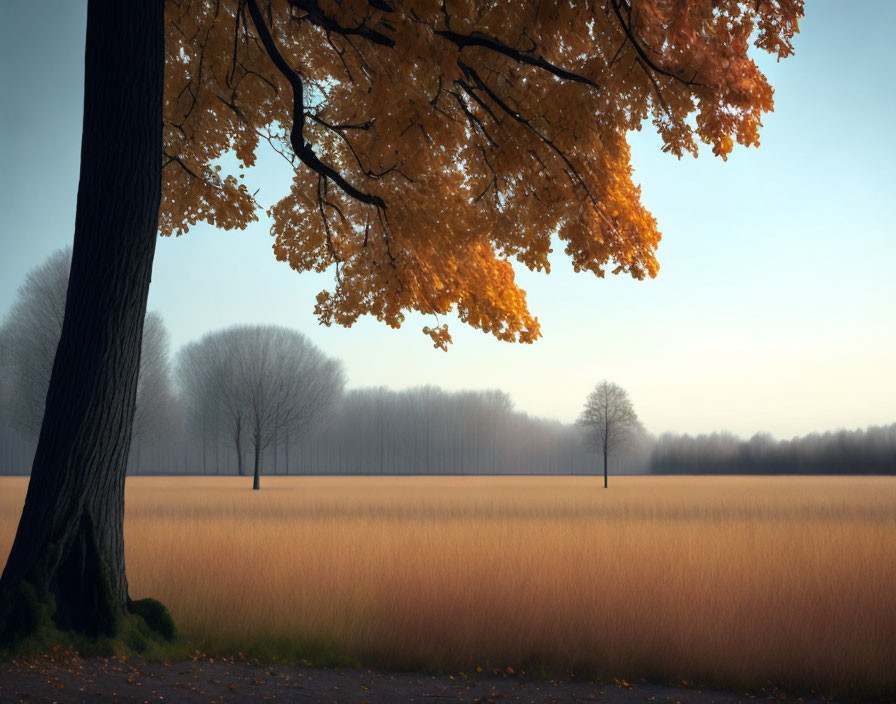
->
1 249 892 478
0 248 648 479
649 427 896 475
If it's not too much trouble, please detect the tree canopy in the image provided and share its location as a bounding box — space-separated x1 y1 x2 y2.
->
163 0 802 348
579 380 641 455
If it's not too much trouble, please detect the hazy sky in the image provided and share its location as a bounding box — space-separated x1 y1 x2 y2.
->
1 2 894 440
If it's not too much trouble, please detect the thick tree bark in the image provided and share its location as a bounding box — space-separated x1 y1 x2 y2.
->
603 450 608 488
0 0 163 640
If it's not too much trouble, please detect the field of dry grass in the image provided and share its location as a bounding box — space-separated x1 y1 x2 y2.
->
1 475 894 697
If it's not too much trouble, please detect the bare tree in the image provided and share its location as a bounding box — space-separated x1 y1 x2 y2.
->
130 312 177 472
0 327 16 469
0 249 71 437
177 325 345 489
0 327 12 429
0 249 174 464
177 334 242 475
578 381 641 488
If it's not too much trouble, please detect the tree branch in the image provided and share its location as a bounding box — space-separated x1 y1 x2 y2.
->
310 114 413 182
162 149 224 191
245 0 385 209
457 61 596 205
610 0 704 88
289 0 395 47
435 28 601 91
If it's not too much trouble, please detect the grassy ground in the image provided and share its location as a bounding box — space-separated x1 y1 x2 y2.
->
1 475 894 699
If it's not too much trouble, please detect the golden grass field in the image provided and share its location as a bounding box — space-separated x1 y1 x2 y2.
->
1 475 894 697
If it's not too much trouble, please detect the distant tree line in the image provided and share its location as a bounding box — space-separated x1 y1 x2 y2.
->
0 250 649 479
650 427 896 475
294 387 651 476
0 251 892 478
121 383 648 477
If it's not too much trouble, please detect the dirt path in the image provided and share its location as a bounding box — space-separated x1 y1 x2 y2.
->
0 656 840 704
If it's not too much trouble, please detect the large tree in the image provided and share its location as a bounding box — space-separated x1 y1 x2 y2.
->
578 380 641 488
0 1 164 647
0 0 803 646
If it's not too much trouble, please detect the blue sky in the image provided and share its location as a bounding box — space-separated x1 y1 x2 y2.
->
1 1 894 439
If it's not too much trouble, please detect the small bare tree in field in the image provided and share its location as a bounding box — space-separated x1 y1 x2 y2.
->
177 325 344 489
578 380 641 488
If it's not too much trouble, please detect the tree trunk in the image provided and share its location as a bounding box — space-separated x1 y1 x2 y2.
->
0 0 163 642
603 450 608 488
235 431 244 476
252 437 261 490
214 406 220 474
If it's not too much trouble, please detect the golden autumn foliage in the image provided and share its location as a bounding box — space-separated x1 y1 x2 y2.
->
162 0 803 347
